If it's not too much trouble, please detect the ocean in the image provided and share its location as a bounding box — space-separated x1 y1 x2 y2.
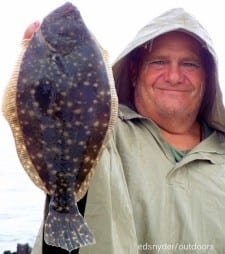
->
0 165 45 253
0 121 45 253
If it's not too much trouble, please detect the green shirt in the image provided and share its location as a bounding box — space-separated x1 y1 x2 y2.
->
167 120 213 162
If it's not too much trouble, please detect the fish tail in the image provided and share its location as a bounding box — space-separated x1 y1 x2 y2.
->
44 201 95 252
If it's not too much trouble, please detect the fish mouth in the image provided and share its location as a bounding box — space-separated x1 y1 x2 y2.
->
63 2 75 12
46 2 78 21
54 2 75 15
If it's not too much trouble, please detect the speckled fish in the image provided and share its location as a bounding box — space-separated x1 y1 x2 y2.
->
2 2 117 252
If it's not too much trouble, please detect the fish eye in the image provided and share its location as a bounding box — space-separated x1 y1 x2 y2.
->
51 54 66 71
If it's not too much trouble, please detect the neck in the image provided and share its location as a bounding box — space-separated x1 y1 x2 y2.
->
136 107 200 150
134 98 201 150
159 121 201 151
157 117 201 150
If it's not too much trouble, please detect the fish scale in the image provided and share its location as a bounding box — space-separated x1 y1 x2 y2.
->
2 2 118 252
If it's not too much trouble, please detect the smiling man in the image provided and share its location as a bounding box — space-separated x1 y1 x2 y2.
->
27 7 225 254
133 31 206 150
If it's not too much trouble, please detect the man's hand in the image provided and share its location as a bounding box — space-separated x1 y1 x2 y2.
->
23 21 40 40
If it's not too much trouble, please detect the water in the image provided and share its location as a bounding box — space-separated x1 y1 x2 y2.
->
0 165 45 253
0 119 45 253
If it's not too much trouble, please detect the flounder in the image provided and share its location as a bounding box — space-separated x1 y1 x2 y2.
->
2 2 117 252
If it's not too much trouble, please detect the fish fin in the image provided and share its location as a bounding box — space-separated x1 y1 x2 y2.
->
44 201 96 252
2 38 48 193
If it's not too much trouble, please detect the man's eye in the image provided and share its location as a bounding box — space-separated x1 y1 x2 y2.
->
153 60 166 65
183 62 201 68
145 60 166 66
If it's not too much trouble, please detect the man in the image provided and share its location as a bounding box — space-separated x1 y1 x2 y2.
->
27 7 225 254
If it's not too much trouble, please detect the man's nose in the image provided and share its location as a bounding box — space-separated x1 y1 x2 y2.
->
165 64 183 85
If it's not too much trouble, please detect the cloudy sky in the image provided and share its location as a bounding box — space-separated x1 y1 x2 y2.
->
1 0 225 222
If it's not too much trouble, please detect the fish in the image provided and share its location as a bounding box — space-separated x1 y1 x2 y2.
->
2 2 118 252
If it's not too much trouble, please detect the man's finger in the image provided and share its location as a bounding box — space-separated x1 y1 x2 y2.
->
23 21 40 40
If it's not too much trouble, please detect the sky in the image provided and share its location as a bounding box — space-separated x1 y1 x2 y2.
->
0 0 225 249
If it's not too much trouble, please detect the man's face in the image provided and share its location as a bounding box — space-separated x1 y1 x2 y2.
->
134 31 205 122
